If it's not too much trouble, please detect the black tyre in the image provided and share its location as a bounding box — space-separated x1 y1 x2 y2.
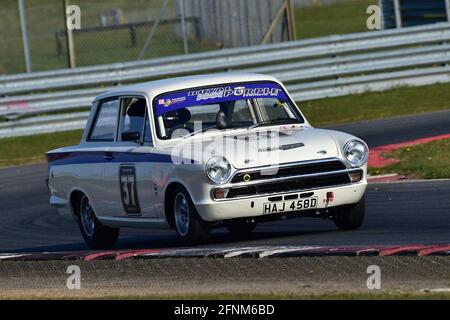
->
172 186 211 244
332 196 365 230
77 195 119 248
224 219 256 237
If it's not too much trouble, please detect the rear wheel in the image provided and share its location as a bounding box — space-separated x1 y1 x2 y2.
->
332 196 365 230
77 195 119 248
224 219 256 237
172 186 210 244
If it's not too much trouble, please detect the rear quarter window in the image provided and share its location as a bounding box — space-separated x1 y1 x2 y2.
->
89 99 119 141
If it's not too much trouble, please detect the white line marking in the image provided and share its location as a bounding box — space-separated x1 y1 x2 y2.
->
371 178 450 184
222 247 272 258
368 173 399 179
259 246 322 258
0 254 29 260
422 288 450 293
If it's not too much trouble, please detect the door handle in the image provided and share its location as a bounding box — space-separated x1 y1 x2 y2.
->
104 153 114 160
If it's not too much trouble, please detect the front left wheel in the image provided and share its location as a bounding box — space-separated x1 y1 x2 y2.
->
332 196 365 230
172 186 211 244
78 195 119 248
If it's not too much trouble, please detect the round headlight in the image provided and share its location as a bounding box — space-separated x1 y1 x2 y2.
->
343 140 368 166
205 156 232 184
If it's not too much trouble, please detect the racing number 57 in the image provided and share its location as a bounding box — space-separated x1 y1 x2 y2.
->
119 165 141 215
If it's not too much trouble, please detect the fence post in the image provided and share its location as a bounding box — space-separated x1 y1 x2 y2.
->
178 0 189 54
261 0 288 44
63 0 76 68
286 0 296 41
445 0 450 23
379 0 385 29
55 31 64 56
393 0 402 28
129 25 137 47
18 0 32 73
139 0 169 59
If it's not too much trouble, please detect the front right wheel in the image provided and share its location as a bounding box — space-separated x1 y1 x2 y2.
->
172 186 211 244
332 196 365 230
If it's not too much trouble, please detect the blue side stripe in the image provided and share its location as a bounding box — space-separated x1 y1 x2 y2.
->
47 151 181 166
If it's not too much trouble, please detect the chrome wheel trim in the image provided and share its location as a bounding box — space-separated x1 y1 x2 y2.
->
80 196 95 237
174 192 190 237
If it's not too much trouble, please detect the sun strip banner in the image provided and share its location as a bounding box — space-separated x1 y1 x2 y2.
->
154 82 289 116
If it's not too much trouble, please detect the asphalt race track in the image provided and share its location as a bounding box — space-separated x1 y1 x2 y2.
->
325 109 450 147
1 111 450 253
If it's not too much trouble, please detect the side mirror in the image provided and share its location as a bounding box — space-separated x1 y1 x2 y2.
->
121 131 141 142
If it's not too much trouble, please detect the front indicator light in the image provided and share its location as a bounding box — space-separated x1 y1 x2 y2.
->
348 171 363 182
213 188 230 200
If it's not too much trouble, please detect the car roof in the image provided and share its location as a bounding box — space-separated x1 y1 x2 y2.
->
94 72 282 102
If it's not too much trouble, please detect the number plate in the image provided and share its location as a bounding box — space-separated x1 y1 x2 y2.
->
263 197 318 214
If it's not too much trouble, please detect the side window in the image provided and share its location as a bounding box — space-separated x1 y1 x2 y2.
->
89 99 119 141
118 97 148 141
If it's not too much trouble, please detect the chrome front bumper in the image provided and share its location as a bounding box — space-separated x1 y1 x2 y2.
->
196 181 367 221
211 158 362 201
196 158 368 221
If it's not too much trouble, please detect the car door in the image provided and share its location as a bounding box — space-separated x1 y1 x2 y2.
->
84 97 120 218
103 96 158 218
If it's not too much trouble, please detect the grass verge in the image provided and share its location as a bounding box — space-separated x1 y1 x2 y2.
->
0 130 83 167
300 83 450 127
369 138 450 179
295 0 376 39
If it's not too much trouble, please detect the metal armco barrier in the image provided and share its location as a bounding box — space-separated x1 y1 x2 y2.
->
1 22 450 138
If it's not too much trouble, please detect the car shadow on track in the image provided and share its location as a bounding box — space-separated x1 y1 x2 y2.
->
6 224 341 253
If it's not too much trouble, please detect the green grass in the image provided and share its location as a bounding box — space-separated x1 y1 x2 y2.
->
300 83 450 127
369 138 450 179
0 130 83 167
295 0 377 39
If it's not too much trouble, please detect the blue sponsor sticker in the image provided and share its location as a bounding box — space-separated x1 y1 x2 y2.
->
154 82 288 116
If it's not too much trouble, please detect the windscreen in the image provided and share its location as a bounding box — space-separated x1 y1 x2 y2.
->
153 81 303 139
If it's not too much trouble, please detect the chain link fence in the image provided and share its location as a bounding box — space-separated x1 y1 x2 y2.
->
0 0 386 76
12 0 448 77
63 0 218 67
0 1 29 74
3 0 220 74
0 0 296 75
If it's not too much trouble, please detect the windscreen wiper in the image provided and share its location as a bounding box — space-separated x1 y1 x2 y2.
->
247 119 299 131
184 125 217 139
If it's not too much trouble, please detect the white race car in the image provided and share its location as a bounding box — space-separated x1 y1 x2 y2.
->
46 73 368 247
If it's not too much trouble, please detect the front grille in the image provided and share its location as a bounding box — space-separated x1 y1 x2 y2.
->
231 160 346 183
226 171 354 199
